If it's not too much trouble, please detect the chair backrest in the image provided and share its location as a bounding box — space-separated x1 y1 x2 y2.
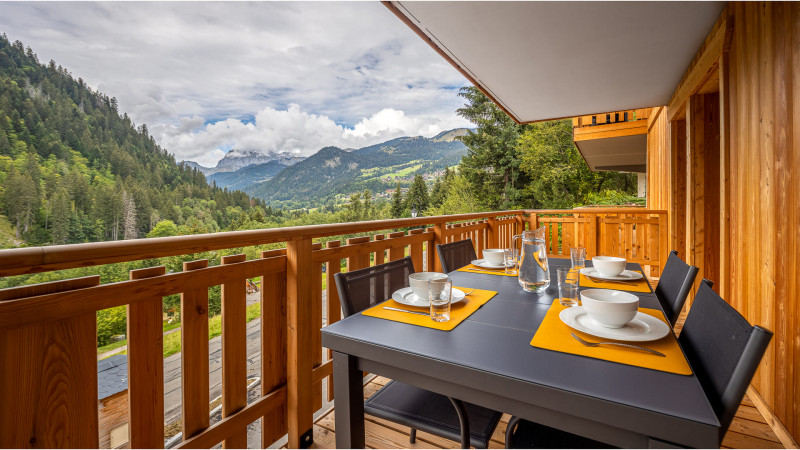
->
679 280 772 439
655 250 699 326
436 239 477 273
334 257 416 318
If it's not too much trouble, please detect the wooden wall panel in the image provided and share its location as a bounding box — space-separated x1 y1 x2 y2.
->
723 2 799 441
646 106 670 210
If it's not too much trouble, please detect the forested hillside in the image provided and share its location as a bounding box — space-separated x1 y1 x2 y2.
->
246 134 467 208
0 35 263 247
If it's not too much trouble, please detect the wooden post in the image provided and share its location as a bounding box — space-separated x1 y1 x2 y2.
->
425 227 435 272
181 259 210 440
128 266 166 449
287 238 314 448
718 50 731 301
325 241 342 401
433 221 445 272
346 236 371 271
221 254 248 449
487 217 498 248
0 276 100 448
260 251 287 447
408 228 424 272
586 213 599 258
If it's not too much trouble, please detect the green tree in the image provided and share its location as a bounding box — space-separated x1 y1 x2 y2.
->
517 119 635 208
147 219 179 238
49 187 71 244
390 183 405 218
425 175 480 216
456 86 530 209
430 167 455 208
405 174 429 214
3 168 39 238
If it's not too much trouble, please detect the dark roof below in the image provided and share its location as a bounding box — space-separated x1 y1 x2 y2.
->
98 354 128 400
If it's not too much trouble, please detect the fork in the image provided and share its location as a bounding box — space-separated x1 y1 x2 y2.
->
461 289 477 297
570 333 666 357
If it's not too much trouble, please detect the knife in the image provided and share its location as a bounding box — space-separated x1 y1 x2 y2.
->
383 306 429 316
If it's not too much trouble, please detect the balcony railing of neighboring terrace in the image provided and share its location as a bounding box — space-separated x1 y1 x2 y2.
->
0 208 666 449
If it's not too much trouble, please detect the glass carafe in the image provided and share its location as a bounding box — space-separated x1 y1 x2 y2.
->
513 227 550 293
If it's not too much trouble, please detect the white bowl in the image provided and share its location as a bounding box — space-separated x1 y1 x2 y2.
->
409 272 447 300
580 289 639 328
482 249 505 266
591 256 627 277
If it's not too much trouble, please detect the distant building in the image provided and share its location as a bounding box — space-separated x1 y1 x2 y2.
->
98 355 129 449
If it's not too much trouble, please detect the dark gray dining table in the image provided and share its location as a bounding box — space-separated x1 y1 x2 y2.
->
320 258 720 448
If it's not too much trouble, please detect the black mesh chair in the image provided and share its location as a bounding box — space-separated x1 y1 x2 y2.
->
505 279 772 448
334 257 502 448
437 239 478 273
655 250 699 326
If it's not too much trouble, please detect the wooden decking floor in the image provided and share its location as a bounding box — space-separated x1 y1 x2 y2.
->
309 376 786 449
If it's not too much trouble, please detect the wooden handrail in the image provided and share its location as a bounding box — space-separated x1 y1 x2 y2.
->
0 210 522 277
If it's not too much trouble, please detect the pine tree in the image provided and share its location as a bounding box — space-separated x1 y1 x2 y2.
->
50 187 71 244
406 174 430 214
390 183 405 218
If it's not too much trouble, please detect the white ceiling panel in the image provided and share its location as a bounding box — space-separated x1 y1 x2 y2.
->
390 1 725 123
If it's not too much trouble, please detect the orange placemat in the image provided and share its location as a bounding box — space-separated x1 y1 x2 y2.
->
530 302 692 375
361 287 497 331
457 264 517 277
580 270 652 293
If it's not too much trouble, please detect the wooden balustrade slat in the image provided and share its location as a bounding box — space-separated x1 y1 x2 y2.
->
387 231 405 262
181 259 210 441
373 235 385 265
433 222 445 272
220 255 248 449
259 251 288 448
0 276 100 448
325 241 342 402
311 232 430 263
0 256 287 328
346 236 371 271
408 229 424 272
128 266 166 449
287 238 314 448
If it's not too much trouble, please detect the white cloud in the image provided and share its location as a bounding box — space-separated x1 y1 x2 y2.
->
155 104 470 166
0 2 472 166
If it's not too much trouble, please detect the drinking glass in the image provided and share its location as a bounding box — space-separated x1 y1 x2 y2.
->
429 277 452 322
557 268 579 307
570 247 586 270
504 248 518 275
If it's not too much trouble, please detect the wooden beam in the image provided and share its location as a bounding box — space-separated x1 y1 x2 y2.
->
260 251 288 447
668 8 733 122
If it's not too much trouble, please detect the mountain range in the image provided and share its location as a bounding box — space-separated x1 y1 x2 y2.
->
185 128 470 208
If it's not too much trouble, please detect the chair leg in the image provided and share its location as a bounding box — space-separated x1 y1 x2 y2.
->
448 397 471 449
505 416 522 449
409 428 417 444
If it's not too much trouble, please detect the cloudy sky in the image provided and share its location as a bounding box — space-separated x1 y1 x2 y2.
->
0 2 472 166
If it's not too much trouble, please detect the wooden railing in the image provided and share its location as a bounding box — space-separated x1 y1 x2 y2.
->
572 108 650 129
0 208 666 449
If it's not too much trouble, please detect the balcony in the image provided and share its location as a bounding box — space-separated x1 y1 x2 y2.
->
0 209 659 448
0 208 789 449
572 109 651 174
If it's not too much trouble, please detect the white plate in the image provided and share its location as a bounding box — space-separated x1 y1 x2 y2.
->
470 259 510 270
392 287 466 308
559 306 670 342
580 267 644 281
